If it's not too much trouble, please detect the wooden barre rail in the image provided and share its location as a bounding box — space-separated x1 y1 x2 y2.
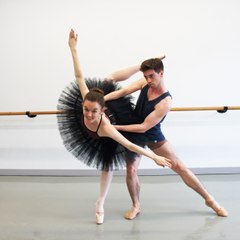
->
0 106 239 117
0 111 64 117
171 106 240 112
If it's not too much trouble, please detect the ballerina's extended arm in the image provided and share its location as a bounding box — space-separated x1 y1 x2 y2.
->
105 55 166 83
104 56 166 102
98 120 172 168
68 29 89 99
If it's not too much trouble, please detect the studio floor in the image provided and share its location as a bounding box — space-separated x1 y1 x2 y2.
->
0 174 239 240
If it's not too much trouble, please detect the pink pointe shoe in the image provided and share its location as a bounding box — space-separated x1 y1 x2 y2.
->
96 212 104 225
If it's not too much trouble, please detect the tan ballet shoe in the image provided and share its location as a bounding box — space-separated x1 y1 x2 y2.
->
215 207 228 217
205 199 228 217
124 207 140 220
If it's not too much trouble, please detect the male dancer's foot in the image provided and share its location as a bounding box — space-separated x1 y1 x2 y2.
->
124 204 140 220
205 197 228 217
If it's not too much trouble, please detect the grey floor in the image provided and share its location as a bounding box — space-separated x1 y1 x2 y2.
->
0 174 239 240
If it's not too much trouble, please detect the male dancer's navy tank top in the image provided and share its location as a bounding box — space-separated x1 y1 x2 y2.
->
134 84 171 142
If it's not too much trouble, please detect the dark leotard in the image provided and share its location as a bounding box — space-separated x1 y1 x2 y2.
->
81 114 102 139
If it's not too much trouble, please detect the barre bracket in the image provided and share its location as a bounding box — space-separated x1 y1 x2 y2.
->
26 111 37 118
217 106 228 113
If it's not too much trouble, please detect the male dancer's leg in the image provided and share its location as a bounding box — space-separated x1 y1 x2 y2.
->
153 141 228 217
125 156 142 220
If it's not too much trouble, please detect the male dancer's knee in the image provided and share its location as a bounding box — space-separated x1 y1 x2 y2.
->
126 163 138 179
171 158 188 174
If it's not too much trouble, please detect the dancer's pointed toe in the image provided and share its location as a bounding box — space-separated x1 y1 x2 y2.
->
96 212 104 224
205 198 228 217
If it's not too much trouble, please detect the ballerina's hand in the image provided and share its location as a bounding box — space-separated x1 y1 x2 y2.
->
157 54 166 60
68 29 78 49
154 156 172 168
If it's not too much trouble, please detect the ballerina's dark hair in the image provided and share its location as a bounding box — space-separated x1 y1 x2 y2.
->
83 88 105 108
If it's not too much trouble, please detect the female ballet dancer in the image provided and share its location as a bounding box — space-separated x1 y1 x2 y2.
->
57 29 172 224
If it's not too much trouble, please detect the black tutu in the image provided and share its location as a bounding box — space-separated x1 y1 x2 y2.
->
57 78 146 171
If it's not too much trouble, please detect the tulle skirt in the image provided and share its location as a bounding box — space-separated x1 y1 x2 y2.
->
57 78 146 171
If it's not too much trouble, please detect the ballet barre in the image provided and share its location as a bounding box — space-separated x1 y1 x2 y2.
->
0 111 65 118
0 106 239 118
171 106 240 113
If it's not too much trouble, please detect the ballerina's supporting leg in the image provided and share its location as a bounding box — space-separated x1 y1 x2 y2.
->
95 170 113 224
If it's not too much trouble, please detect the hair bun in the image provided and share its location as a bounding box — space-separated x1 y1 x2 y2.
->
91 88 104 95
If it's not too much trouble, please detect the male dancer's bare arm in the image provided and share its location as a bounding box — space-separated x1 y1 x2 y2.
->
114 97 172 133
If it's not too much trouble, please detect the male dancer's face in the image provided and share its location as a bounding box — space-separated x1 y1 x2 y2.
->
143 69 163 88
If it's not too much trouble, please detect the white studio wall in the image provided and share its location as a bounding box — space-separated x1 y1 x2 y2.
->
0 0 239 175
